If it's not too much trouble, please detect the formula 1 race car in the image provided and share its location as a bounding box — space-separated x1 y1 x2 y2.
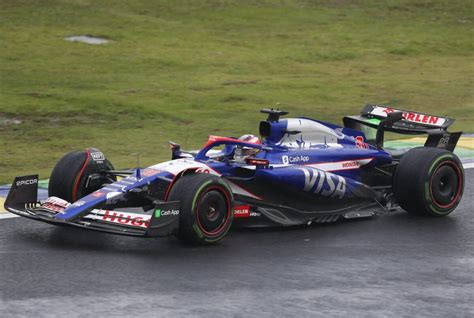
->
5 105 465 244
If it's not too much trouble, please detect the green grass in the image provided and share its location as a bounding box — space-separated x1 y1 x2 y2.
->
0 0 473 183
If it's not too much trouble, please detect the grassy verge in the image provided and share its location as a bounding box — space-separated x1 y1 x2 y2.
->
1 0 473 183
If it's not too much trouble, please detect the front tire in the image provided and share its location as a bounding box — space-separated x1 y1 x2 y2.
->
393 147 464 216
49 149 114 202
167 173 234 245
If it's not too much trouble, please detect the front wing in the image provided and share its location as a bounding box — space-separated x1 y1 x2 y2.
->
4 175 180 238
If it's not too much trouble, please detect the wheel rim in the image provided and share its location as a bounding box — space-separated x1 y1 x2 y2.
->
430 161 463 209
195 187 231 236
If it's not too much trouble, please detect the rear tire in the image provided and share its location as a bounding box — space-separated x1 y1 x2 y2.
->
393 147 464 216
167 173 234 245
49 149 114 202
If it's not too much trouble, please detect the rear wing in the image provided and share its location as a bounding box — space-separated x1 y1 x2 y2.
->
343 104 462 151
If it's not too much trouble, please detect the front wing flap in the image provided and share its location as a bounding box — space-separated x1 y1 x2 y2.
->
4 175 180 238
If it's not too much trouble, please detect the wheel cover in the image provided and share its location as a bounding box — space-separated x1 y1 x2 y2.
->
195 186 231 236
430 161 463 209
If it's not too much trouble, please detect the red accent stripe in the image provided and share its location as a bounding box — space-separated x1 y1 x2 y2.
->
164 173 178 201
164 166 218 201
72 149 91 202
195 185 232 236
430 161 463 209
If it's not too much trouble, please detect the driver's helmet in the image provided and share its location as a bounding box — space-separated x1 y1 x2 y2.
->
234 134 261 162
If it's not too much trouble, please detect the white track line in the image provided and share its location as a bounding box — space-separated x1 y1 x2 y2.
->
0 213 18 219
463 162 474 169
0 163 472 221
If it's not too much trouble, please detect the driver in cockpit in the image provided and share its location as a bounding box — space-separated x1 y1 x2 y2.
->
233 134 261 162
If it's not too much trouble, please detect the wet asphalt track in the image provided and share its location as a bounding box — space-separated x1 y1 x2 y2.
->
0 170 473 317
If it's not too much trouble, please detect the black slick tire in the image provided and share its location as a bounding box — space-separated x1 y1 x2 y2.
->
167 173 234 245
49 149 114 202
393 147 464 216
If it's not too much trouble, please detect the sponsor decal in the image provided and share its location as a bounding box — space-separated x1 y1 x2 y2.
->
91 191 105 197
282 155 310 165
371 106 445 127
355 136 369 149
342 161 360 168
16 178 38 187
41 196 71 213
307 158 373 172
90 151 105 162
233 205 250 218
299 168 346 199
101 210 150 228
154 208 179 218
195 167 210 174
83 210 153 228
438 135 450 147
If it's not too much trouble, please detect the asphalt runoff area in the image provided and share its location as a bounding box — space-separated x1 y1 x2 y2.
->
0 169 472 317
